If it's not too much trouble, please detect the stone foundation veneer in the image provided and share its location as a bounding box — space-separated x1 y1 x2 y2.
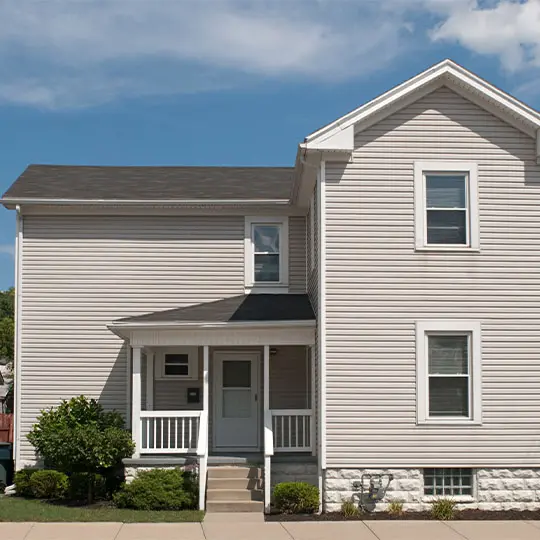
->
324 468 540 512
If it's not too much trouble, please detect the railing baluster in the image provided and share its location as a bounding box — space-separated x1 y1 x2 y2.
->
145 418 149 450
175 418 178 450
181 417 185 450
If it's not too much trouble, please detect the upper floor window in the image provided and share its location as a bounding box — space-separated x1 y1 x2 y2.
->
416 320 482 425
414 162 479 251
245 217 289 290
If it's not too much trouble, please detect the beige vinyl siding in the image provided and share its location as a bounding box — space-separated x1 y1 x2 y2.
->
324 86 540 468
19 215 245 464
289 216 307 293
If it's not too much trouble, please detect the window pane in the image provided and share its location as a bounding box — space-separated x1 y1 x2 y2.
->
165 354 189 364
427 210 467 244
426 175 466 208
253 225 280 253
428 336 468 375
423 468 473 496
165 364 189 376
429 377 469 417
223 360 251 388
254 254 280 282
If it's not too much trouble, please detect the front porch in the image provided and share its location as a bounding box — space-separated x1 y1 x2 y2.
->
109 294 317 512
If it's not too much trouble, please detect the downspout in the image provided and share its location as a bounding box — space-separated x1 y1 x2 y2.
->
13 205 23 468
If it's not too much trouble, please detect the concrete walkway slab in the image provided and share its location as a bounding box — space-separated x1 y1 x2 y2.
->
204 512 264 523
0 522 34 540
115 523 205 540
203 522 291 540
281 521 378 540
447 520 540 540
25 522 123 540
365 520 465 540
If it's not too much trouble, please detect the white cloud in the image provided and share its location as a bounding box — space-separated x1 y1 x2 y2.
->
0 0 538 109
0 0 415 108
430 0 540 70
0 245 14 257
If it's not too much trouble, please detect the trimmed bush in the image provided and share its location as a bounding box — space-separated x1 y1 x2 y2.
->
27 396 134 503
113 468 198 510
68 473 107 502
30 470 68 499
273 482 319 514
14 468 39 498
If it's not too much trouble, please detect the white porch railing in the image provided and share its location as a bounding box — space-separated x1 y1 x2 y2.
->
271 409 313 452
140 411 201 454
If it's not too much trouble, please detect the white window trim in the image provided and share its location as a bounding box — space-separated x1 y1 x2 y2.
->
414 161 480 251
245 216 289 292
416 320 482 425
155 346 199 380
309 194 315 271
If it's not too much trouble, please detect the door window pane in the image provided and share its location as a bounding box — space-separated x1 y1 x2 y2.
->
223 360 251 388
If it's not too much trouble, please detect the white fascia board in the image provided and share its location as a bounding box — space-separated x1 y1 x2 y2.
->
304 59 540 147
1 197 291 208
109 319 315 332
304 124 354 151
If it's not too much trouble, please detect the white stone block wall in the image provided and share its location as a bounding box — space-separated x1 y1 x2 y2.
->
124 464 193 483
324 468 540 513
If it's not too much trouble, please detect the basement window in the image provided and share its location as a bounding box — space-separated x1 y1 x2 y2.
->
424 468 473 496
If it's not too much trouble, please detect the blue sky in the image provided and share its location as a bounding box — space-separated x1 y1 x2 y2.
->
1 0 539 289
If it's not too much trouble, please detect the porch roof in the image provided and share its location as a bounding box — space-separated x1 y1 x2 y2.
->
113 294 315 327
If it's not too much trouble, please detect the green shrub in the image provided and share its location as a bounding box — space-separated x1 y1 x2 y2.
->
388 500 404 516
431 498 456 520
113 468 198 510
14 468 39 498
273 482 320 514
340 498 360 517
29 470 68 499
68 473 107 501
27 396 134 503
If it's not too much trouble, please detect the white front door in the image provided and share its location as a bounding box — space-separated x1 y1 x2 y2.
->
213 352 259 450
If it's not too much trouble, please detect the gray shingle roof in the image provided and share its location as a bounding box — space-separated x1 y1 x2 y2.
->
115 294 315 325
2 165 294 201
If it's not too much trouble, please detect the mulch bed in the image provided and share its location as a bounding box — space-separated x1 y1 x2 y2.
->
266 510 540 521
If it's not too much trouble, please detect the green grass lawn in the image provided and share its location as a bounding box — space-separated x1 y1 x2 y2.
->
0 497 204 522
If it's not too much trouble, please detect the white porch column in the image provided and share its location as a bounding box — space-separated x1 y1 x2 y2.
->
310 346 316 457
131 346 142 458
146 350 154 411
199 345 210 511
263 344 271 513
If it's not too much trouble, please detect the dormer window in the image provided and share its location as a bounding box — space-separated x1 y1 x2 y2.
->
245 217 289 291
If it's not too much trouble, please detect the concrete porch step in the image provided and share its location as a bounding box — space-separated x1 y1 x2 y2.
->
207 488 263 502
207 466 262 479
205 500 264 513
207 477 262 490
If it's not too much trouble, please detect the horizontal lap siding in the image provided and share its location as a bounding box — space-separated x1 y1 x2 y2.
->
289 216 307 293
19 215 245 464
325 87 540 468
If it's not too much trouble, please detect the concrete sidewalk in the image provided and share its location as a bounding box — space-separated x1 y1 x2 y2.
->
3 517 540 540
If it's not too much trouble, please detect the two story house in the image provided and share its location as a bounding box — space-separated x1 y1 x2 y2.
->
3 60 540 514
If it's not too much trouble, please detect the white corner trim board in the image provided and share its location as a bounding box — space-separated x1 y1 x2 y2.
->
318 160 327 470
13 206 22 467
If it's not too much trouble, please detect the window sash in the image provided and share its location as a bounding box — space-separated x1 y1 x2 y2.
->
252 223 282 283
424 173 469 246
426 333 472 420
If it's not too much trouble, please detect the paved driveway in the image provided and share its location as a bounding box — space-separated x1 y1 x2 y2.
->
3 518 540 539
